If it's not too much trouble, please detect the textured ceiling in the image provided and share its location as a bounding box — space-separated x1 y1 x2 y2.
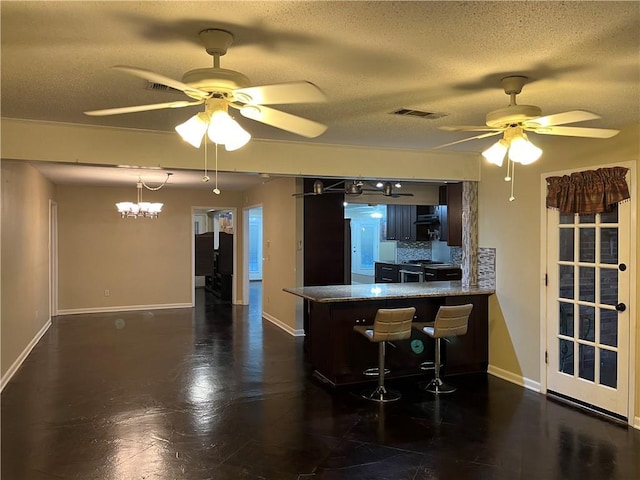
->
1 1 639 186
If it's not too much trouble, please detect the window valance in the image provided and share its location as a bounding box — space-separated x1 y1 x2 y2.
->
546 166 630 215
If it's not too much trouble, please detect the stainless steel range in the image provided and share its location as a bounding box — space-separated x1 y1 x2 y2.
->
403 259 462 282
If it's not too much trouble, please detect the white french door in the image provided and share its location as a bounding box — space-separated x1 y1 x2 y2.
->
545 178 631 418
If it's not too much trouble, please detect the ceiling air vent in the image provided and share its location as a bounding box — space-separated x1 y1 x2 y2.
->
146 82 183 95
390 108 448 120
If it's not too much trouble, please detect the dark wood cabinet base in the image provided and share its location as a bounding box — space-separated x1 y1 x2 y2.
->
306 294 488 387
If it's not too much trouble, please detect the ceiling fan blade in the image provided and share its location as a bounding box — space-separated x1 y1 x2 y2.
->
439 125 499 132
239 105 327 138
234 81 327 105
112 65 210 99
532 126 620 138
432 130 502 150
84 100 204 116
524 110 601 127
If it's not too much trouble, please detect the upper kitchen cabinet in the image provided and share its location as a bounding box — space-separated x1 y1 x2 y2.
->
438 183 463 247
386 205 417 241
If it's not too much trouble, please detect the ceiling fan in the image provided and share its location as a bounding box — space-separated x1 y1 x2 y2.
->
293 180 414 198
84 28 328 142
433 75 620 151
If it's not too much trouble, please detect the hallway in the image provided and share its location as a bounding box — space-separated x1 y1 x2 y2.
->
2 286 638 479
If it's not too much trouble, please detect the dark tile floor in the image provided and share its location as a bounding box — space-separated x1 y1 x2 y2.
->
2 283 639 479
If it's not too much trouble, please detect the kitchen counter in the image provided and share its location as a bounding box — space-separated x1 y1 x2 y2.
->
285 281 493 387
284 281 493 303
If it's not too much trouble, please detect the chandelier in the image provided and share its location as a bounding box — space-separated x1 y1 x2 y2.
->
116 173 172 218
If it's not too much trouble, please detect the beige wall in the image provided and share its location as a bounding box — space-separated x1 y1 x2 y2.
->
56 184 244 311
478 123 639 409
1 161 56 379
242 177 302 333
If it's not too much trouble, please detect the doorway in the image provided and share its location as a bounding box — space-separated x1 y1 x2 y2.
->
248 207 263 281
243 205 263 307
542 163 635 422
344 204 386 284
192 207 237 306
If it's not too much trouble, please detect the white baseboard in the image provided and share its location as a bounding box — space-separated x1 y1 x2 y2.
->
262 312 305 337
488 364 541 393
57 303 192 315
1 318 52 392
634 416 640 430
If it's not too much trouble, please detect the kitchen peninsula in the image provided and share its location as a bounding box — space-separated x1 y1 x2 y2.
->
284 282 494 387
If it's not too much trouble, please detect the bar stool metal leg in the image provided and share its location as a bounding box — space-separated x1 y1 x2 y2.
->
362 342 401 402
424 338 456 394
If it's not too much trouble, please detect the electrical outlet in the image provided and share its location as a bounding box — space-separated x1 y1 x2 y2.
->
104 289 110 297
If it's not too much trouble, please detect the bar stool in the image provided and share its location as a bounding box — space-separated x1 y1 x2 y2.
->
413 304 473 394
353 307 415 402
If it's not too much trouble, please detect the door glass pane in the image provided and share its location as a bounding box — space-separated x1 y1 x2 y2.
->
579 344 595 382
559 265 574 299
578 305 595 341
600 350 617 388
579 228 595 262
359 224 375 269
559 302 574 336
579 266 595 302
600 309 618 347
600 208 618 224
579 214 596 224
559 228 574 261
600 268 618 306
559 339 574 375
600 228 618 264
560 213 575 224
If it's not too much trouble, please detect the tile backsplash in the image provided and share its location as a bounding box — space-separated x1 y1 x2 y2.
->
395 241 496 288
397 241 432 263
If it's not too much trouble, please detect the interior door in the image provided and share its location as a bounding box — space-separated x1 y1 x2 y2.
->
351 218 380 276
546 197 630 418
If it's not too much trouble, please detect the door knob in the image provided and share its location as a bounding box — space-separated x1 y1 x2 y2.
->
615 303 626 312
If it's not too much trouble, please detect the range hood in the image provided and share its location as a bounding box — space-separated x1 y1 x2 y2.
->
414 214 439 225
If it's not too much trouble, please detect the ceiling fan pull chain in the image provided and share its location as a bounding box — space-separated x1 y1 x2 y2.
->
213 143 221 195
202 139 210 182
504 158 512 182
509 162 516 202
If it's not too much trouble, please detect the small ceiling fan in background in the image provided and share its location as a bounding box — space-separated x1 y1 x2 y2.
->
293 180 414 198
434 75 620 153
84 28 328 150
433 75 620 201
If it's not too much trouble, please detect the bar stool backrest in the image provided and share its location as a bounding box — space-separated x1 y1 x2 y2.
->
371 307 416 342
432 304 473 338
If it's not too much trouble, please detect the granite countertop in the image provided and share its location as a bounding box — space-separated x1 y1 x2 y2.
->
283 281 494 303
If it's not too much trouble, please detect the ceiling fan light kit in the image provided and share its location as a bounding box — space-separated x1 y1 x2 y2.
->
85 28 328 151
482 126 542 167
